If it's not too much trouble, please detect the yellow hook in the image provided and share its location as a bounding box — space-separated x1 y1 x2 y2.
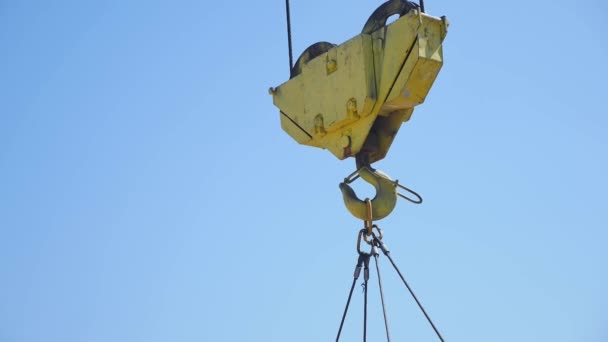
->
339 167 398 221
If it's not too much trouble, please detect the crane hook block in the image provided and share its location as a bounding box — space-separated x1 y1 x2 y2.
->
270 0 448 164
339 167 398 221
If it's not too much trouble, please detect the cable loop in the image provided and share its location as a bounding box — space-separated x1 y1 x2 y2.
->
394 180 423 204
357 229 368 254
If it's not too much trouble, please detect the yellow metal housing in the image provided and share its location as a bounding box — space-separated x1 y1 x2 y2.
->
271 9 448 163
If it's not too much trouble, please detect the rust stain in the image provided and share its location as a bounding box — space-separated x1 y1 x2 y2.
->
343 146 352 158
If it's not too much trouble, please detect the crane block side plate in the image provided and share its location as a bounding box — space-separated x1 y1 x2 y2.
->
273 34 377 159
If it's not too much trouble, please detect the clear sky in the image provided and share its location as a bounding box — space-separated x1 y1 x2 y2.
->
1 1 607 341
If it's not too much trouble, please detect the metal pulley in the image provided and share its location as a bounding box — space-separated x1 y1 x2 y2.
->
270 0 449 164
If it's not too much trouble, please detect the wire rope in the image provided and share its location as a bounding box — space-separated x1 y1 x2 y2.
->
373 246 391 342
284 0 294 71
375 238 445 342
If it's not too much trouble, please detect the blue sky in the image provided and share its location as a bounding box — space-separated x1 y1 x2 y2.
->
1 1 607 341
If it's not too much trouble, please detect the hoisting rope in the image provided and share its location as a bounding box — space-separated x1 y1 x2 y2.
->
284 0 294 72
284 0 426 73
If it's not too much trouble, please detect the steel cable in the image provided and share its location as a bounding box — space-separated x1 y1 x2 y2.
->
285 0 294 71
336 254 365 342
336 277 357 342
373 248 391 342
375 238 445 342
363 255 370 342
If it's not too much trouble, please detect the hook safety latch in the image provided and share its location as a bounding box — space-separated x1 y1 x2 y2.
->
339 166 398 221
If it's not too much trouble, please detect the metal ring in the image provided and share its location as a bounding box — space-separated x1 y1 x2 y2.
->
357 229 371 254
365 199 373 235
363 225 383 244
